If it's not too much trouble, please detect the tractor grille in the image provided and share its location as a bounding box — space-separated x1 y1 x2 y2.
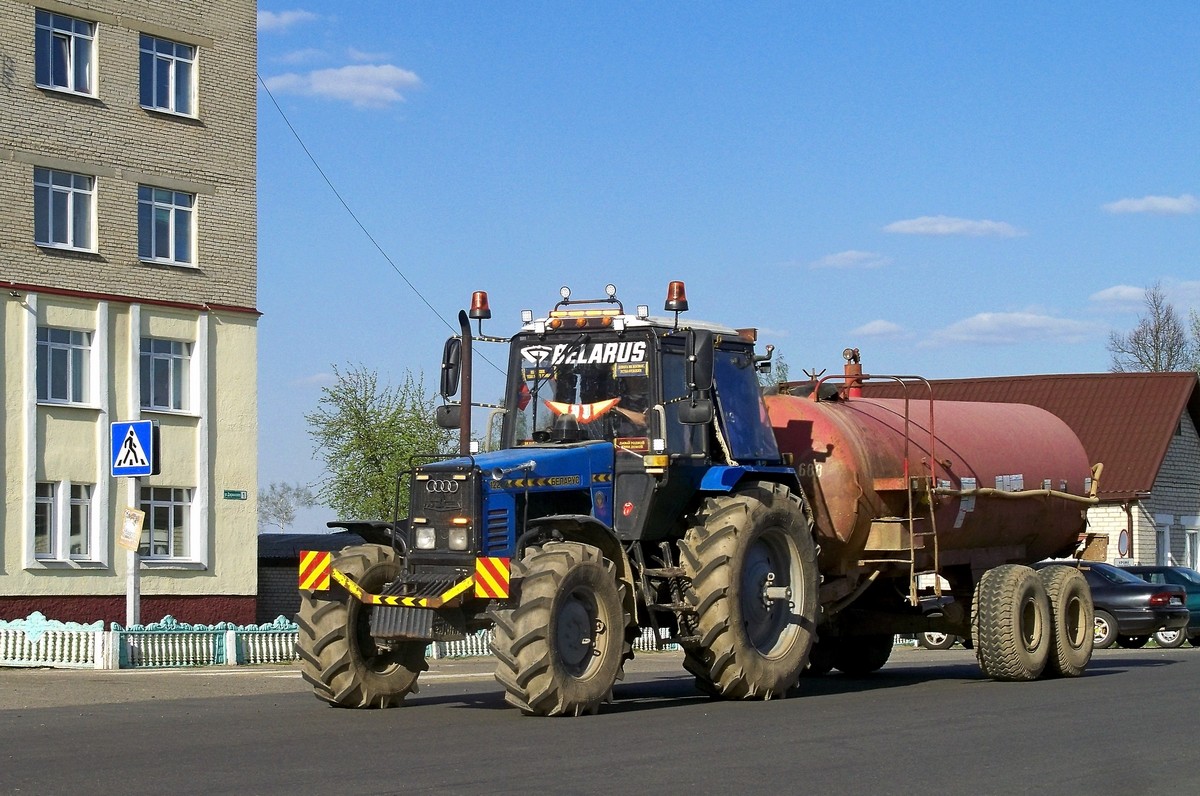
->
485 507 510 555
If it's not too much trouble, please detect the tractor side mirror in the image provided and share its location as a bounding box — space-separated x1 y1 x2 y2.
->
678 398 713 425
440 337 462 398
436 404 462 429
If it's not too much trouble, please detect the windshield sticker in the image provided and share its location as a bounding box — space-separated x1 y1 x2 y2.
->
520 341 647 366
615 362 649 378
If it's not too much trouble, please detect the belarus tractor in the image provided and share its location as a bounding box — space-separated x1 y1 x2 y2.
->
296 282 1100 715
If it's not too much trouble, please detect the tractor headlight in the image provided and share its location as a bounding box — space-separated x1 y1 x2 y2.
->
415 527 437 550
448 527 469 551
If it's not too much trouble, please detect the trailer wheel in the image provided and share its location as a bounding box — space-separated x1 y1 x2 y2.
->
1154 628 1187 648
1037 565 1093 678
802 636 837 676
1093 610 1118 649
972 564 1051 681
680 481 818 699
491 542 630 716
295 544 427 708
1115 635 1148 649
833 634 894 675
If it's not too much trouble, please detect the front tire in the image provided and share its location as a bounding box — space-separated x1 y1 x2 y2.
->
491 542 630 716
1038 565 1093 677
295 544 427 708
680 481 818 699
972 564 1052 681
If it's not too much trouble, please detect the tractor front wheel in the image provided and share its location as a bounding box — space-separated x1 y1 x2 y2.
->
295 544 427 708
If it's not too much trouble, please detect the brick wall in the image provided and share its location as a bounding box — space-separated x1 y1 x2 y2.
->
257 565 302 625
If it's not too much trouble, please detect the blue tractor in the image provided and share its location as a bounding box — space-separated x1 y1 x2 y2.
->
296 282 819 715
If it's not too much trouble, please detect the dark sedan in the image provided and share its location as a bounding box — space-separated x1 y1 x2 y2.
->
1122 565 1200 648
1033 560 1189 649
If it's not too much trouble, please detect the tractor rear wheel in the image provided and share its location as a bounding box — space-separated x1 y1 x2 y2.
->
972 564 1052 681
491 542 631 716
295 544 427 708
1037 565 1093 677
680 481 818 699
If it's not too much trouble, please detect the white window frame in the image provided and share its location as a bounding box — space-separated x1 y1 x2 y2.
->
35 9 96 96
33 481 95 562
1156 514 1174 566
138 185 195 265
139 34 197 117
1184 518 1199 571
34 167 96 252
139 486 193 560
36 326 92 404
139 337 192 412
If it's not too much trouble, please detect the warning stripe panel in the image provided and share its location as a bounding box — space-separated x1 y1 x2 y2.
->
475 557 511 599
299 550 331 591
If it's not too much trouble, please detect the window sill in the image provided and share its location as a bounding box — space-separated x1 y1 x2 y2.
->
140 407 200 419
138 258 199 271
37 242 98 256
141 104 201 123
36 400 102 411
139 559 206 571
28 559 109 571
36 84 99 102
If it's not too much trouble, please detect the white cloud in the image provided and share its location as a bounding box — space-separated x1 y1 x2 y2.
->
1102 194 1199 215
850 319 906 338
1088 284 1145 309
263 64 421 108
928 312 1099 345
348 48 389 63
808 250 893 269
258 10 319 32
883 215 1026 237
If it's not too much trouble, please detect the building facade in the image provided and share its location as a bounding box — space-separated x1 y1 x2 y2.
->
1 0 258 623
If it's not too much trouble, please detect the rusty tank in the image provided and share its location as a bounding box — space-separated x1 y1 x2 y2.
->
764 370 1094 579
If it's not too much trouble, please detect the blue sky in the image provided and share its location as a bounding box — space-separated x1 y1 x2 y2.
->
255 3 1199 529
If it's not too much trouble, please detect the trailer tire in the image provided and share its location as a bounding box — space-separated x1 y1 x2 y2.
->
972 564 1052 681
802 636 837 676
295 544 427 708
1037 565 1093 678
1093 610 1118 649
833 634 894 675
491 542 630 716
680 481 818 699
1115 635 1148 649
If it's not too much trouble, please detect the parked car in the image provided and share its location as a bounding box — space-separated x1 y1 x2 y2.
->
1033 560 1189 649
1121 565 1200 648
916 631 971 650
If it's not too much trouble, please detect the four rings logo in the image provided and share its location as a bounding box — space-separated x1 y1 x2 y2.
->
425 479 460 493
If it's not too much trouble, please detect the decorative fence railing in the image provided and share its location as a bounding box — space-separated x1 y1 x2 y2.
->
3 612 910 670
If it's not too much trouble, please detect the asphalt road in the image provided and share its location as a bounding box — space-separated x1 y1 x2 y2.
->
1 646 1196 796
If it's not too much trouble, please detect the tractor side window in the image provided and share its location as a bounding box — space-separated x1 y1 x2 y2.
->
713 349 780 462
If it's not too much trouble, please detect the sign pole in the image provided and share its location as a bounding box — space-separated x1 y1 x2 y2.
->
127 477 140 627
112 419 154 628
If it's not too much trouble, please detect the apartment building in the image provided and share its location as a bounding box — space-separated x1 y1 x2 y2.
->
0 1 258 624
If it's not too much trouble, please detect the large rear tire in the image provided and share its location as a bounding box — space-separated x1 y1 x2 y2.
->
1037 565 1093 677
972 564 1052 681
680 481 818 699
295 544 427 708
491 542 631 716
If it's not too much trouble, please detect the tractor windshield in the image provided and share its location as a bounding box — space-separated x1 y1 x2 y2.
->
505 333 655 446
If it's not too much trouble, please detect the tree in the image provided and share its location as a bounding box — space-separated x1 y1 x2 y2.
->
258 482 317 533
1107 283 1195 373
757 351 790 388
306 365 454 521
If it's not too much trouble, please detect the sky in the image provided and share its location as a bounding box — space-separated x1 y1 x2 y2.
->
254 3 1200 531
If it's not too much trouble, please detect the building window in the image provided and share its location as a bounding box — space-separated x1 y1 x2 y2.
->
33 482 93 561
138 186 194 265
139 487 191 558
1187 529 1199 571
1157 523 1171 566
34 483 55 558
34 168 95 251
140 337 191 411
36 326 91 404
139 35 196 116
35 9 95 95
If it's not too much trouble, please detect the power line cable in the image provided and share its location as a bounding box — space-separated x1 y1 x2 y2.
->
257 74 505 376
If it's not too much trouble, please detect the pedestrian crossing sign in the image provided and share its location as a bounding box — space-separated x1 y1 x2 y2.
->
111 420 158 477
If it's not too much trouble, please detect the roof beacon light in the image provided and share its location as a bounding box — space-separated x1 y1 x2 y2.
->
469 291 491 320
664 280 688 313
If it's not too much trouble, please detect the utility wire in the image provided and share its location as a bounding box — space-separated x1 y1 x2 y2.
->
257 73 505 376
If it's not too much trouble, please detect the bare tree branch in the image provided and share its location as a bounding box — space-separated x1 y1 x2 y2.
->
1107 283 1192 372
